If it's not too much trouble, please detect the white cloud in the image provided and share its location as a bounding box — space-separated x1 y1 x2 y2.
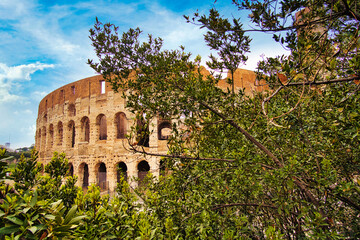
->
0 0 35 20
0 62 54 81
0 62 54 103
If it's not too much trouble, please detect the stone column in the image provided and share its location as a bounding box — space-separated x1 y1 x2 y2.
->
108 161 117 192
88 161 97 187
149 118 158 148
150 156 160 178
89 121 97 145
127 160 138 189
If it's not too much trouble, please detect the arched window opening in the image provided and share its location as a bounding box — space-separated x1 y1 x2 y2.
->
158 121 172 140
68 163 74 177
96 162 107 190
81 117 90 142
136 117 149 147
57 122 63 145
68 121 75 148
115 112 127 139
138 160 150 187
79 163 89 189
43 114 47 123
49 124 54 147
68 104 76 117
41 126 46 151
117 162 128 182
97 114 107 140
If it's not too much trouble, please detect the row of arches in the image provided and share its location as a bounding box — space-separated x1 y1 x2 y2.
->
37 112 128 151
42 103 76 124
68 160 151 190
37 113 172 151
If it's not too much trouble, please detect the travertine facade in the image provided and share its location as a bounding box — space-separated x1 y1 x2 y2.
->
35 69 267 192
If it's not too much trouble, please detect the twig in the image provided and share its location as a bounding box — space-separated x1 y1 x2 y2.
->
273 75 360 86
261 86 285 127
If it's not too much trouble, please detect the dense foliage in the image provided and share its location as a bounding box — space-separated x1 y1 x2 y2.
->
87 0 360 238
1 0 360 239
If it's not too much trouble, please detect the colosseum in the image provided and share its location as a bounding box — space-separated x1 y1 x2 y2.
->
35 68 267 193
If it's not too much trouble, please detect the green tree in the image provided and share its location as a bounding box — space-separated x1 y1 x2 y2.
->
45 152 69 187
38 152 81 208
88 1 360 238
0 151 85 239
10 149 42 192
201 8 251 94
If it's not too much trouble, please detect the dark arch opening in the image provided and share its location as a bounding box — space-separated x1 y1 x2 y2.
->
117 162 128 182
79 163 89 189
138 160 150 187
97 162 107 190
68 163 74 177
68 121 75 148
81 117 90 142
115 112 127 139
158 121 172 140
41 127 46 152
137 116 149 147
97 114 107 140
49 124 54 147
57 122 63 145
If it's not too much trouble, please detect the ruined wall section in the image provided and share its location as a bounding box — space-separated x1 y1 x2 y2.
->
35 75 163 191
35 69 268 192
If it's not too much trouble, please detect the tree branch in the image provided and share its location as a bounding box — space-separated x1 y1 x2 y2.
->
273 76 360 87
129 144 235 162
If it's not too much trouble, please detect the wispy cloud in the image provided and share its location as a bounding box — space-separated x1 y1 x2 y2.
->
0 0 288 149
0 62 54 103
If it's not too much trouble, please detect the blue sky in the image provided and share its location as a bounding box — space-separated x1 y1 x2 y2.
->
0 0 287 149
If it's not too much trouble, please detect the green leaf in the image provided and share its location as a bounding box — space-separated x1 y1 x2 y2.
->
5 216 24 226
0 225 19 235
44 214 56 220
64 205 77 224
22 207 30 214
68 215 87 225
28 226 37 234
29 192 37 207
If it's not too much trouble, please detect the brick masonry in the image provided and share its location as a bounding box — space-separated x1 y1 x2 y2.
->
35 68 268 192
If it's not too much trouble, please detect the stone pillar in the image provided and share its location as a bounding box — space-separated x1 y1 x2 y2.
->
107 115 115 142
89 122 97 144
150 156 160 178
149 118 158 148
88 162 97 187
108 161 117 192
127 160 138 189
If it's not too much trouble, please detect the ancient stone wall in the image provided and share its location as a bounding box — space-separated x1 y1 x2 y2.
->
35 69 267 192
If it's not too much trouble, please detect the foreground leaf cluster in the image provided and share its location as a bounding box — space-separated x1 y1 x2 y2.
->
87 0 360 238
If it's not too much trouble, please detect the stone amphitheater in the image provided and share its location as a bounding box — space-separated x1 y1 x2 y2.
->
35 68 267 193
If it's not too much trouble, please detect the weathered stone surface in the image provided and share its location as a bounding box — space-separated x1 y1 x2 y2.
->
35 69 267 192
